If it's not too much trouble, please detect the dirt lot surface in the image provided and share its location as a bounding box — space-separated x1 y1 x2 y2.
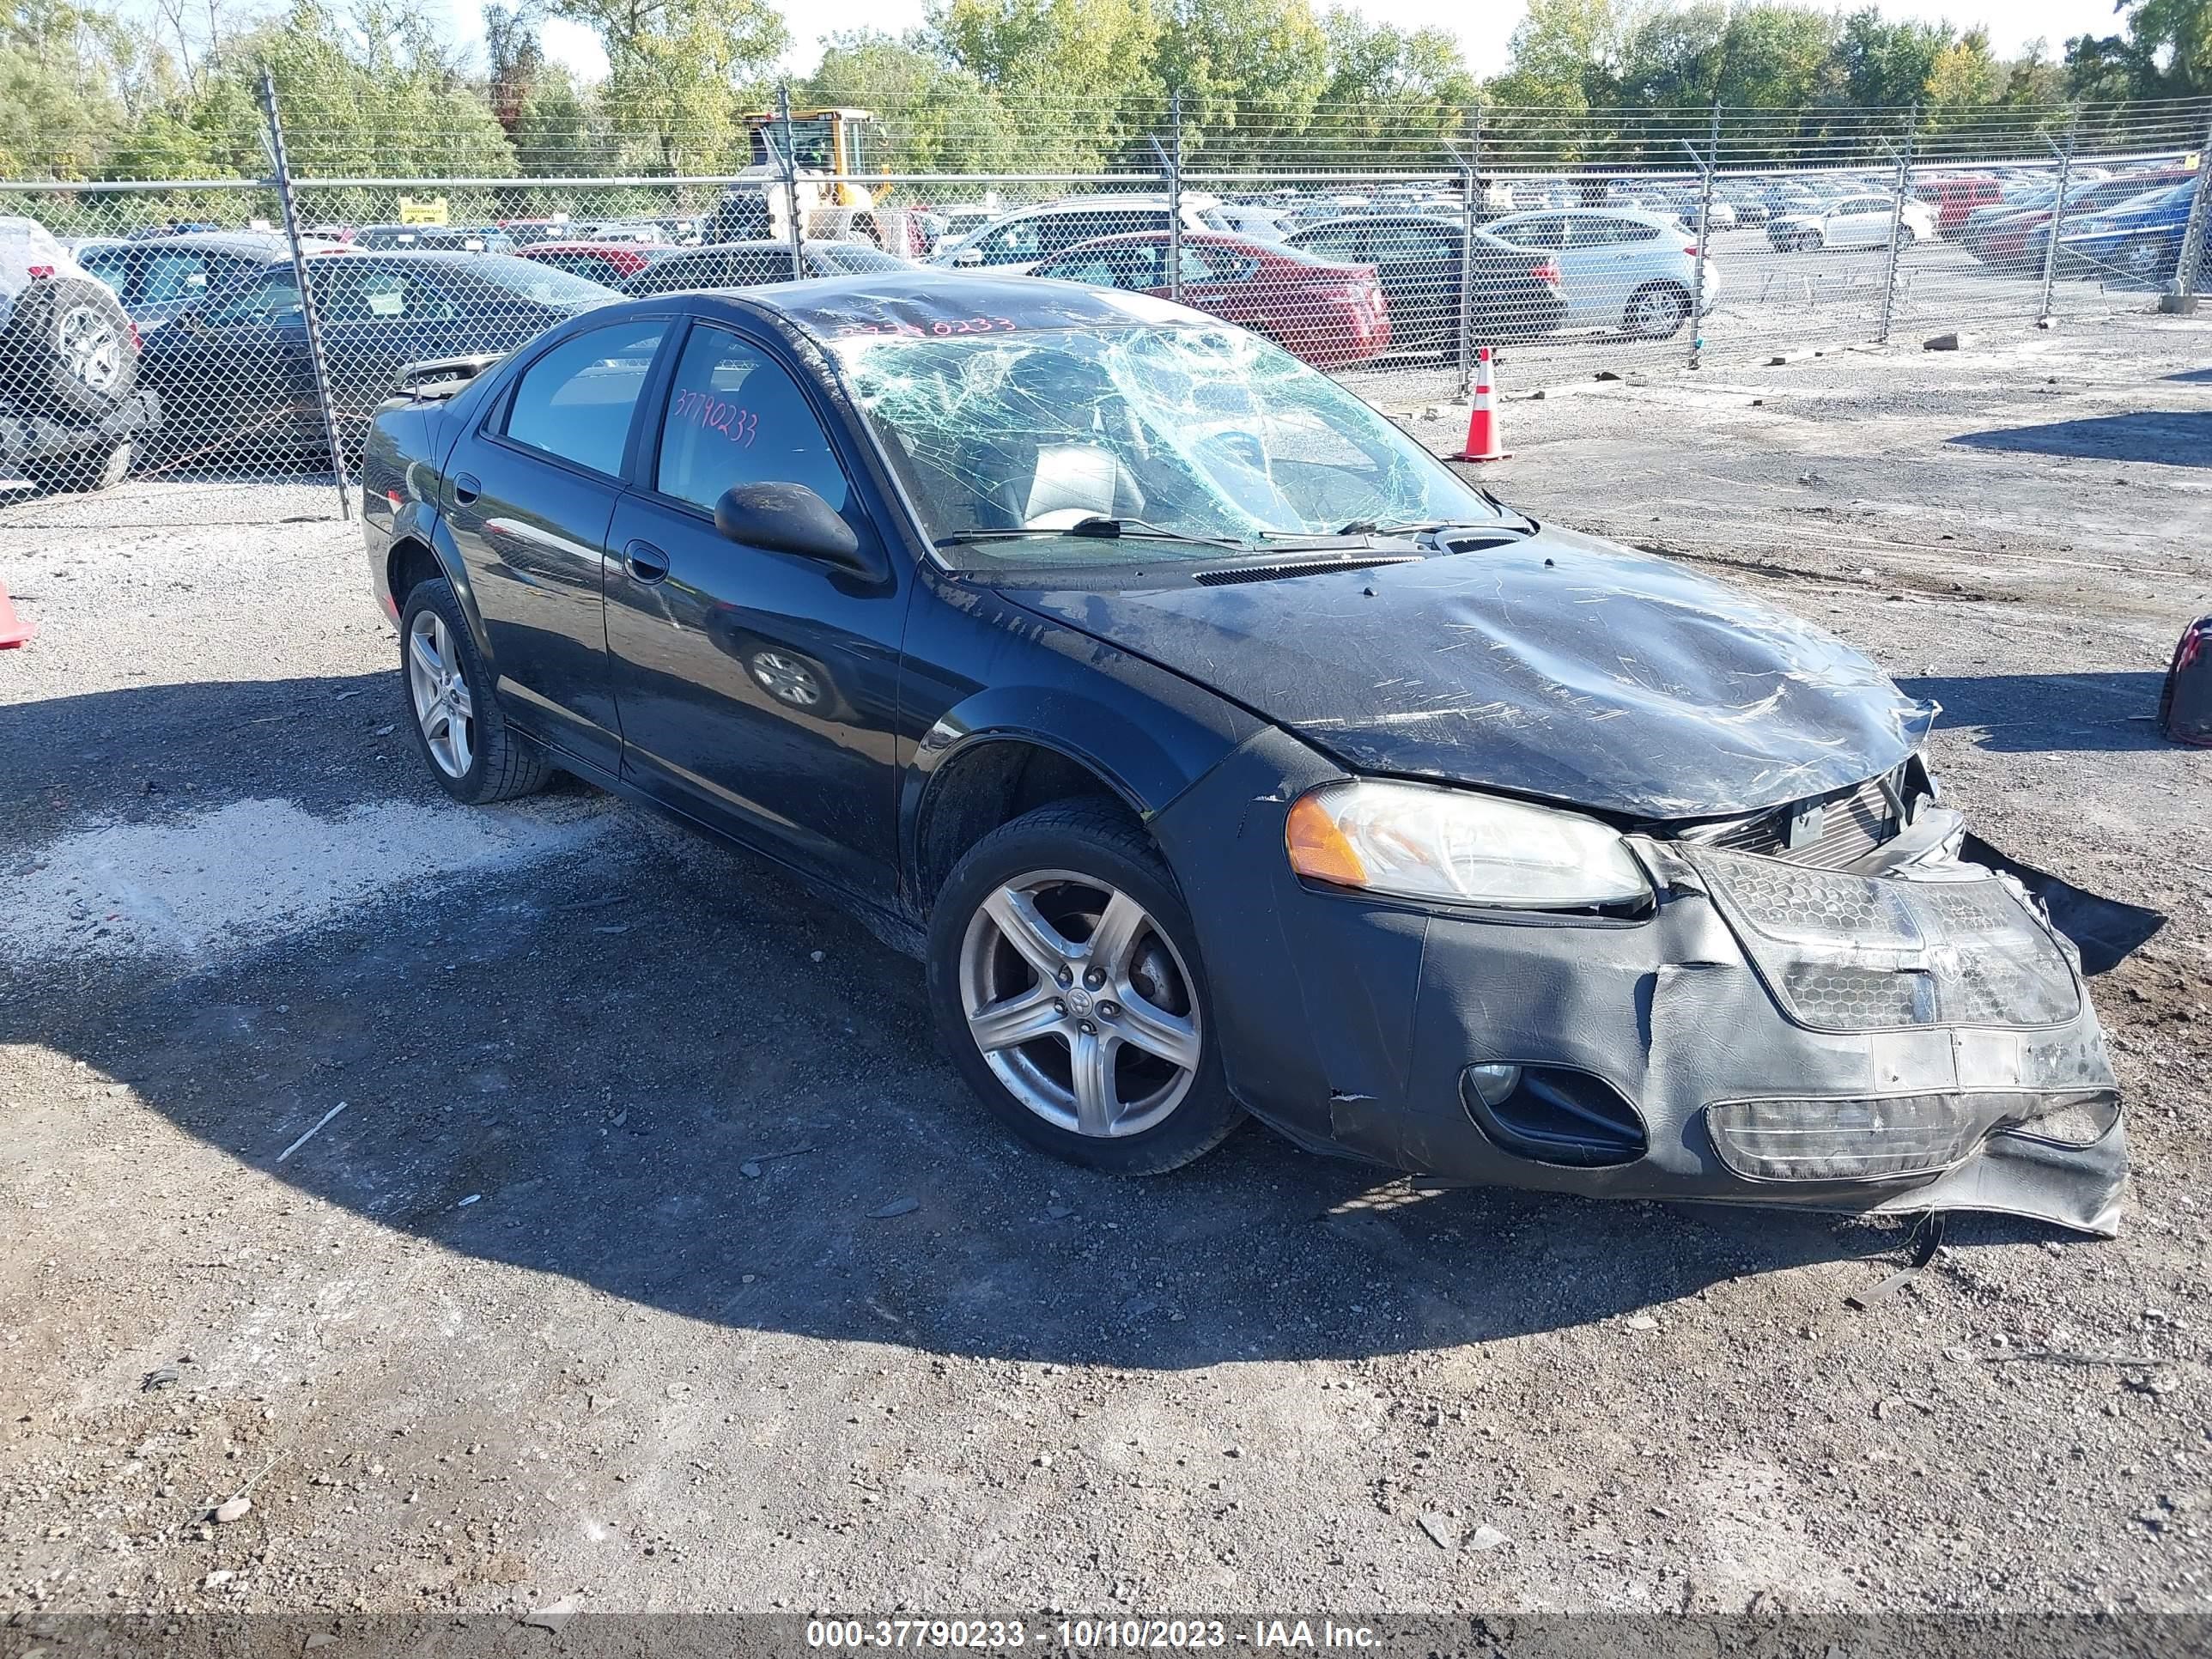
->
3 311 2209 1632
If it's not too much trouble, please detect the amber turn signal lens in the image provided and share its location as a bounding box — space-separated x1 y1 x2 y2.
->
1285 794 1368 887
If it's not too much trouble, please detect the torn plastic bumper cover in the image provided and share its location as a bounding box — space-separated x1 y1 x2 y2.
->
1153 730 2127 1237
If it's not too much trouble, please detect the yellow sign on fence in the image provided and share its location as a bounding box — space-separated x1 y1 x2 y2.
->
397 196 449 226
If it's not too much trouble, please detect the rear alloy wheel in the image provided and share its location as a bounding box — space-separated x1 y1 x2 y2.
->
398 577 550 805
2119 237 2166 283
929 802 1243 1174
1624 281 1691 340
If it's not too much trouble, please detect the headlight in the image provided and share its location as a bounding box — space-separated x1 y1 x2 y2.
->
1285 779 1651 909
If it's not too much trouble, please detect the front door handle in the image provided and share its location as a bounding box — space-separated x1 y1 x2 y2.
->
451 472 481 506
623 539 671 584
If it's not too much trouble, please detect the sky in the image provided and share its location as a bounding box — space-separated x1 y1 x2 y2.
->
499 0 2129 89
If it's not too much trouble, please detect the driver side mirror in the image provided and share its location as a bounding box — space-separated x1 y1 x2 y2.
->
715 483 884 581
951 246 983 268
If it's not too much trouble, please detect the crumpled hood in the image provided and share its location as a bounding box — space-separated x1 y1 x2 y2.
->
1006 526 1936 819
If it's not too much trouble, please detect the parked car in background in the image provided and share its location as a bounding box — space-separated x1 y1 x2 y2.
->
1766 194 1935 252
928 195 1225 275
1714 182 1770 225
518 240 687 287
0 215 159 490
1029 232 1389 368
617 240 912 297
354 225 517 253
1913 173 2004 237
70 230 348 331
2052 180 2206 284
1483 208 1712 340
1282 215 1565 349
137 250 615 459
1964 170 2192 270
1215 204 1290 241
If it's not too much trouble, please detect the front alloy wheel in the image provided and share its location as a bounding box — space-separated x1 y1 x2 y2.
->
928 801 1243 1174
959 870 1202 1139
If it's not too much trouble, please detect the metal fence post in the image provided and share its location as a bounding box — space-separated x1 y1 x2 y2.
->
1166 88 1184 304
1877 102 1917 345
1687 101 1719 368
777 83 805 282
2173 111 2212 301
2037 109 2078 325
258 70 351 520
1457 108 1481 403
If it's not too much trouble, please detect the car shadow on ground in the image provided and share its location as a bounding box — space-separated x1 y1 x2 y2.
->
1946 410 2212 467
0 673 2047 1372
1896 672 2171 753
2164 367 2212 383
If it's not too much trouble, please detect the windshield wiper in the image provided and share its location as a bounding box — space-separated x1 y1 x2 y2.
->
936 518 1252 554
1335 516 1535 538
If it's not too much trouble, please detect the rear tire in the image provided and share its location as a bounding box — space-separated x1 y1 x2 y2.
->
1624 281 1690 340
928 801 1244 1176
398 577 551 805
23 439 133 495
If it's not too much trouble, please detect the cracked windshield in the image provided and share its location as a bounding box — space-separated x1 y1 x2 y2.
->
830 325 1507 562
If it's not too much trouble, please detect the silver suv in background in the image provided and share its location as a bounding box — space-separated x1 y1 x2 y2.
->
927 194 1227 275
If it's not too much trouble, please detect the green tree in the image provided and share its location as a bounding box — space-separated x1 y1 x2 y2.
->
550 0 787 171
0 0 138 175
806 30 1025 173
1311 9 1474 167
930 0 1164 169
1155 0 1329 168
2067 0 2212 99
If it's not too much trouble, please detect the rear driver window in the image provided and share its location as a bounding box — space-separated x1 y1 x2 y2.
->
655 325 852 516
501 319 665 477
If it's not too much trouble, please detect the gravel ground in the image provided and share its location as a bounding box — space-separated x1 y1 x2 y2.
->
2 311 2209 1635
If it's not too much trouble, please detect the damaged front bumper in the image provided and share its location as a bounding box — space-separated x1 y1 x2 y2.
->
1152 730 2127 1236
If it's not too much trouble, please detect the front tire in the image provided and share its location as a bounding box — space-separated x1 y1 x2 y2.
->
927 802 1244 1175
398 578 550 805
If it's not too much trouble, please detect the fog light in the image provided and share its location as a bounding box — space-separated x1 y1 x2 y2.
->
1706 1094 1986 1182
1464 1063 1522 1108
2007 1091 2121 1147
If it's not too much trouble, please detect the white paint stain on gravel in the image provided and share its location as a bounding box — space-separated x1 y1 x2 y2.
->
3 795 611 963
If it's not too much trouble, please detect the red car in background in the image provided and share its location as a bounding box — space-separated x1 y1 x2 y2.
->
1915 173 2004 237
514 240 683 287
1028 231 1390 368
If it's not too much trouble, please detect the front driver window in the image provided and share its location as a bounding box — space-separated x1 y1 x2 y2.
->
655 325 853 517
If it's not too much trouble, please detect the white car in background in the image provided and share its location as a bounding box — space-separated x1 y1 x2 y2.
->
1767 193 1936 252
928 193 1225 275
1483 207 1717 340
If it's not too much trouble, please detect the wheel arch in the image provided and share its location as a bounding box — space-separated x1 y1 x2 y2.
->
908 727 1152 914
386 517 495 664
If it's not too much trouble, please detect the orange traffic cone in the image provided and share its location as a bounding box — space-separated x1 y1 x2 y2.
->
0 580 29 649
1454 345 1510 462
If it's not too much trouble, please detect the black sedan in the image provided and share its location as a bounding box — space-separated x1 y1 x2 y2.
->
137 250 615 459
359 273 2124 1233
618 240 913 298
1282 214 1565 348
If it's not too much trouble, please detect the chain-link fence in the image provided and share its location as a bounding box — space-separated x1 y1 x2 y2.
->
2 83 2207 523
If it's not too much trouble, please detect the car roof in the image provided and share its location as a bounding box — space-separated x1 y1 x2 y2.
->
77 230 331 258
713 270 1195 342
1494 207 1676 226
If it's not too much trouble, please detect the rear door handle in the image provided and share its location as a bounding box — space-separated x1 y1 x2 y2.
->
623 539 671 584
451 472 481 505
